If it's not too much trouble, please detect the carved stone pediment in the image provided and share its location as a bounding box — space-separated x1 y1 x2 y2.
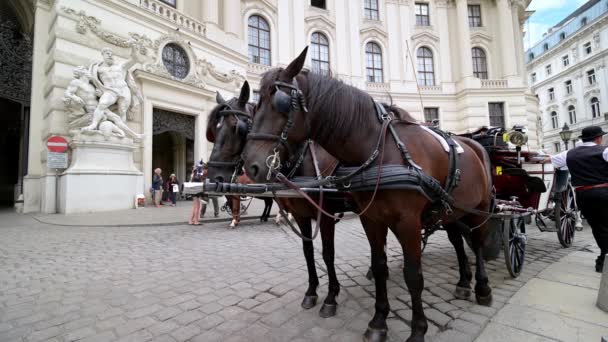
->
411 30 440 43
470 30 493 45
360 26 388 40
305 14 335 29
546 104 559 112
562 97 577 107
584 87 600 99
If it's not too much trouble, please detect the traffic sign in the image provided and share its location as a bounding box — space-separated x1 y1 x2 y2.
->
47 136 68 153
47 152 68 169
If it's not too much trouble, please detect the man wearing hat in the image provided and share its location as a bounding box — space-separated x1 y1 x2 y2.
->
550 125 608 272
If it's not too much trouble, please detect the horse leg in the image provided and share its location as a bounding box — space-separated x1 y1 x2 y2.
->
397 217 427 342
361 216 390 342
366 242 389 281
446 223 473 299
295 215 319 309
319 214 340 318
265 199 273 221
470 217 493 306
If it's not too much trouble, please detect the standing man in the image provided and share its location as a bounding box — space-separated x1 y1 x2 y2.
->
550 126 608 272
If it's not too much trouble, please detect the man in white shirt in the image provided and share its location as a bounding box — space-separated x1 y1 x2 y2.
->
550 126 608 272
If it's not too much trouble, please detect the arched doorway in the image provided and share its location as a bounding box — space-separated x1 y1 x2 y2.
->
0 2 33 207
152 108 195 194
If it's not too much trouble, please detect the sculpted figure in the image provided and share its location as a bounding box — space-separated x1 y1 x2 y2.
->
82 44 143 139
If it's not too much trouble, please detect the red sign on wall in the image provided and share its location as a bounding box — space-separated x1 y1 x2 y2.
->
47 136 68 153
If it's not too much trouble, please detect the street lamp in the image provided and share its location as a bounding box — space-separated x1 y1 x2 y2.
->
559 123 573 150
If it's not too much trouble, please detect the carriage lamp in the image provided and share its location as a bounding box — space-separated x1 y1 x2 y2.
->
559 123 573 150
507 131 528 147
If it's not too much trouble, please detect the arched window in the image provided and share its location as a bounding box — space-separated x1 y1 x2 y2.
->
248 15 271 65
311 32 330 76
162 43 190 79
417 47 435 86
591 97 601 118
568 105 576 124
551 111 558 129
365 42 383 83
472 47 488 79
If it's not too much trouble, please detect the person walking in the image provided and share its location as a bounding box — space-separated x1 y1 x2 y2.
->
152 168 163 208
189 160 204 225
199 164 220 218
168 173 179 207
550 125 608 272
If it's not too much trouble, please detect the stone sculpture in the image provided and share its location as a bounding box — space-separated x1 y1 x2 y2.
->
63 42 145 140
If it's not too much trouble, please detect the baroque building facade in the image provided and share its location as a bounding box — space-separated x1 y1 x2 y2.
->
526 0 608 153
5 0 536 213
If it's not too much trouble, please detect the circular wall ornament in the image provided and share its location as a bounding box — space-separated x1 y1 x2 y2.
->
162 43 190 79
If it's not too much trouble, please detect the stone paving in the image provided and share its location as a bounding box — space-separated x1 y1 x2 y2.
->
0 210 599 342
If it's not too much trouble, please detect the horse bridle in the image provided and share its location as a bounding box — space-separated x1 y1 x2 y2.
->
247 80 309 180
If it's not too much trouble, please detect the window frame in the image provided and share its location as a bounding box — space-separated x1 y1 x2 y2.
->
531 73 537 83
247 15 272 66
468 4 482 27
310 32 330 76
591 97 601 118
565 80 572 95
588 69 596 85
423 107 440 125
562 55 569 67
568 105 577 124
365 42 384 83
415 3 430 26
311 0 326 9
551 111 559 129
554 142 561 152
548 88 555 101
159 0 176 8
546 64 552 76
161 43 190 79
416 46 435 86
488 102 505 128
364 0 380 21
471 47 488 79
584 41 592 55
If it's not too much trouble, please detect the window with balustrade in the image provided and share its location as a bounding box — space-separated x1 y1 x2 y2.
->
248 15 271 65
415 3 430 26
417 46 435 86
365 42 383 83
472 47 487 79
311 32 330 76
364 0 380 21
468 5 481 27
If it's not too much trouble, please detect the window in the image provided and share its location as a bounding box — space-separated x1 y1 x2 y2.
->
560 32 566 41
310 32 330 76
554 142 561 152
548 88 555 100
551 111 559 129
415 3 430 26
364 0 380 21
159 0 176 7
588 69 596 85
529 52 535 60
471 47 488 79
543 43 549 51
565 80 572 95
584 42 592 54
365 42 383 83
424 108 439 125
568 105 577 124
591 97 600 118
468 5 482 27
252 90 260 104
581 17 588 26
248 15 271 65
531 73 537 83
546 64 552 76
161 43 190 79
417 47 435 86
562 55 569 67
311 0 326 9
488 103 505 127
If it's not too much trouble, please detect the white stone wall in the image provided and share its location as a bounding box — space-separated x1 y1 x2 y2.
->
526 1 608 153
24 0 536 213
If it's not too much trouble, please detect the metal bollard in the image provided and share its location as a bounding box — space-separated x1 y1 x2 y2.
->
598 255 608 313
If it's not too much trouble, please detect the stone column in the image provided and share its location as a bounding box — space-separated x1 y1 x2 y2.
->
455 0 473 79
387 1 402 82
143 100 154 195
277 0 291 66
194 112 207 164
222 0 240 37
497 0 518 78
437 1 453 82
334 0 350 78
202 0 219 26
399 2 413 81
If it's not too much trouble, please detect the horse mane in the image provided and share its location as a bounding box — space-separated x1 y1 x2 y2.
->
259 69 417 144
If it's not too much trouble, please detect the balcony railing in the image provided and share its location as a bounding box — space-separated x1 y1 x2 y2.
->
248 63 272 74
366 82 390 91
419 85 441 93
481 79 508 88
140 0 205 36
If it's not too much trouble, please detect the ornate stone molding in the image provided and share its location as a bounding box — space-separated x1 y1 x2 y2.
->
0 19 32 105
411 30 440 44
562 97 577 107
584 86 600 99
152 108 195 140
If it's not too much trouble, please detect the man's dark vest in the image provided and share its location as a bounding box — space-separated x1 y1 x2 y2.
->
566 145 608 187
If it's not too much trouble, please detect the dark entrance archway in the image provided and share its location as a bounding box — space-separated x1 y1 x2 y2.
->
0 3 33 207
152 109 195 196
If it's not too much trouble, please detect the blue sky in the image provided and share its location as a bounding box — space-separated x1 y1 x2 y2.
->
524 0 590 49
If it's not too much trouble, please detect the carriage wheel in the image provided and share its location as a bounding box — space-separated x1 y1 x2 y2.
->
503 215 526 278
555 185 576 248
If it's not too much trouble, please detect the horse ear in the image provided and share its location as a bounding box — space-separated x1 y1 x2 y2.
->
216 91 226 104
281 46 308 80
237 81 250 107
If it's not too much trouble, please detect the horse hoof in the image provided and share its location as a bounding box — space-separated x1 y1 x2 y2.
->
454 286 471 299
363 328 387 342
366 269 374 280
319 303 337 318
301 296 318 310
475 292 493 306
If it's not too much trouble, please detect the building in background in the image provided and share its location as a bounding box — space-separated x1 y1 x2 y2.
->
3 0 536 213
526 0 608 153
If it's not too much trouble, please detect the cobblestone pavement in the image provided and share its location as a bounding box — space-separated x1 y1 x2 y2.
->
0 211 598 342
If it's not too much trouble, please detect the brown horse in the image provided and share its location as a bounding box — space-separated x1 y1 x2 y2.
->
206 81 359 317
242 48 494 342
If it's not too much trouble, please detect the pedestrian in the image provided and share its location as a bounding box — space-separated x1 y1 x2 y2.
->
199 164 220 218
189 160 204 225
152 168 163 208
168 173 179 207
550 125 608 272
162 177 171 203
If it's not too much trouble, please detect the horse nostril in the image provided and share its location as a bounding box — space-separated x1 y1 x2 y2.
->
249 164 260 178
